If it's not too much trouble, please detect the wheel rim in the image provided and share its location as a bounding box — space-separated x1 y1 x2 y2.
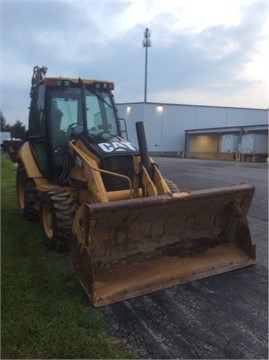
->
42 204 54 238
17 178 25 210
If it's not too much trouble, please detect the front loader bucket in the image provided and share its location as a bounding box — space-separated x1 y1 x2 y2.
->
69 183 255 307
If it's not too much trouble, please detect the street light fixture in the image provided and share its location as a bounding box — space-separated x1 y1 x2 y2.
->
143 28 152 103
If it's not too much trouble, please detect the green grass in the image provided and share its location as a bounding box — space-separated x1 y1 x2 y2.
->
1 154 134 359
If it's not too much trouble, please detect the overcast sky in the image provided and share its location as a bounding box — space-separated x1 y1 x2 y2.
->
1 0 268 126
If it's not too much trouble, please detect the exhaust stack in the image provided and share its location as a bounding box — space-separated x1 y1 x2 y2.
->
136 121 152 178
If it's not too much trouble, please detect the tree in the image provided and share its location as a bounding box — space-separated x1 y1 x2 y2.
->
0 111 27 139
1 110 7 131
10 120 26 139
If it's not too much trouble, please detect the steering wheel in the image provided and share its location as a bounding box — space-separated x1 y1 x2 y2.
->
67 122 78 132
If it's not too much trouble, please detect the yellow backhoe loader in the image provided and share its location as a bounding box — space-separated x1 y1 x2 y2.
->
6 66 256 307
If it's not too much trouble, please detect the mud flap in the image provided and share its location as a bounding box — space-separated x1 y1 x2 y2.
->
69 183 255 307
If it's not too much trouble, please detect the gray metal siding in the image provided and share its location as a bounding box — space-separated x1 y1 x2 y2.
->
117 102 268 153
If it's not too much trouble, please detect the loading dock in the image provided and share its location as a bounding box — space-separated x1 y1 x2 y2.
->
117 102 268 161
185 124 268 161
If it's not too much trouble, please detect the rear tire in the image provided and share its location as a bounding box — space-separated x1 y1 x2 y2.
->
165 178 180 193
16 164 38 220
39 188 76 251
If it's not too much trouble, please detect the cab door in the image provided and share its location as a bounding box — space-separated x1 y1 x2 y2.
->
28 85 49 177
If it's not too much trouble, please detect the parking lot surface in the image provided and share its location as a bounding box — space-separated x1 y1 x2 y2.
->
98 158 268 359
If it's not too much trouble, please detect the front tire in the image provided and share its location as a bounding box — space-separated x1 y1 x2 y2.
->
39 188 76 251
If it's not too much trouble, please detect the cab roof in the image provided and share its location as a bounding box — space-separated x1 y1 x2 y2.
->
39 77 115 90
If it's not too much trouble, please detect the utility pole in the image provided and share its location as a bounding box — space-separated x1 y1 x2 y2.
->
143 28 152 103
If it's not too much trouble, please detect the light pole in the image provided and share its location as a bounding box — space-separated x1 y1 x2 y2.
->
143 28 151 103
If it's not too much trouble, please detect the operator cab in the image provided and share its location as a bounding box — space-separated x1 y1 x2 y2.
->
28 77 124 181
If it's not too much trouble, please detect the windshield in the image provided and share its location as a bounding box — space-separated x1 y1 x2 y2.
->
49 87 119 139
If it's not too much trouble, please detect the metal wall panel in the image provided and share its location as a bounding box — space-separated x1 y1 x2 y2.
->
117 102 268 154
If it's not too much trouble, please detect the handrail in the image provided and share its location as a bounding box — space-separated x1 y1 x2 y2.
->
69 141 133 198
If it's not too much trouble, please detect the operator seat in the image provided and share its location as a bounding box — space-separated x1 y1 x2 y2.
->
51 101 68 176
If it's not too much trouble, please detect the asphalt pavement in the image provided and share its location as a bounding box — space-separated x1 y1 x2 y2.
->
97 158 268 359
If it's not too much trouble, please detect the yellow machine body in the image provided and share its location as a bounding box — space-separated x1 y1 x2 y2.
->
6 67 256 307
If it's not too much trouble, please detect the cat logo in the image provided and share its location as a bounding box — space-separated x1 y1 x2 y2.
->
98 142 137 153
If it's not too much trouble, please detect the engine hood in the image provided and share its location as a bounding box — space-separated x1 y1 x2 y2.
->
80 133 139 158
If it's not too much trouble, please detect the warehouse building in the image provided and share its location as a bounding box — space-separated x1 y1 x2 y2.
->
117 102 268 161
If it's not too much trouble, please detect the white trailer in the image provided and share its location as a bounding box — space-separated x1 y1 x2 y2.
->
220 135 239 153
241 134 268 154
0 131 11 144
0 132 11 150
